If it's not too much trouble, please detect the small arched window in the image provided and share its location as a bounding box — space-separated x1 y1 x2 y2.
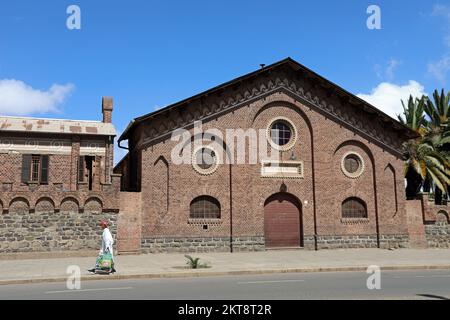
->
342 197 367 219
190 196 221 219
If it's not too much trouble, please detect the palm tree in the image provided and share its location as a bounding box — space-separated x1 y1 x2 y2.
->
399 94 450 200
398 96 427 198
423 89 450 203
402 137 450 199
424 89 450 132
397 95 428 135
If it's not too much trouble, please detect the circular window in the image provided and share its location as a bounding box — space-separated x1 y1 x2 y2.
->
341 152 365 178
192 146 219 175
267 117 297 151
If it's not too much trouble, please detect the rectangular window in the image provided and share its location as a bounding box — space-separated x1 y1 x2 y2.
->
31 155 40 182
22 154 49 184
78 156 95 190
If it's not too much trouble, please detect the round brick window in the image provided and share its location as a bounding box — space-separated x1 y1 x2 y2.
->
267 117 297 151
344 155 360 173
192 146 219 175
341 152 364 178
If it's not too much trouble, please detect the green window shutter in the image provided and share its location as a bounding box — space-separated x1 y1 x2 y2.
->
21 154 32 183
40 155 49 184
78 156 84 182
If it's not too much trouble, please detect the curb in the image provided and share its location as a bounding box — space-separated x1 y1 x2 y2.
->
1 264 450 286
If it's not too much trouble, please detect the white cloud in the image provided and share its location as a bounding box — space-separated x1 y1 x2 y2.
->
357 81 427 120
153 105 167 111
428 54 450 83
428 5 450 83
432 4 450 21
0 79 74 115
385 58 401 81
374 58 401 82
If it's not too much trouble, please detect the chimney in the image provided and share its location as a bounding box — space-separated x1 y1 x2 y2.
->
102 97 113 123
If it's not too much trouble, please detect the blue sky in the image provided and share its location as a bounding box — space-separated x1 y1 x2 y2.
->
1 1 450 160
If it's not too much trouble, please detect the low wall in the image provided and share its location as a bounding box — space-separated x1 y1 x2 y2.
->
425 223 450 248
141 236 265 253
0 210 118 254
311 234 409 250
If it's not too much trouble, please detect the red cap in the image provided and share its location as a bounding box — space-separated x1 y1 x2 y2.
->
99 220 109 228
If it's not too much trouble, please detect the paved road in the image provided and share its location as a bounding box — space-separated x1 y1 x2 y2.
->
1 269 450 300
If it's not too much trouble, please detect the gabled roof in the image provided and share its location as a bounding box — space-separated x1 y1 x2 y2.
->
0 116 116 136
118 57 418 142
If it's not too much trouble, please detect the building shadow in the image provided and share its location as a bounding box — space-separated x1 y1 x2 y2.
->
416 294 450 300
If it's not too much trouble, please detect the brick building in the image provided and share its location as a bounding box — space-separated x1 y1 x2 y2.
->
115 58 447 253
0 97 121 254
2 58 450 255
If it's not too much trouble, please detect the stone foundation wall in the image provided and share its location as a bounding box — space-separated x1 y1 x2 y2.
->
425 223 450 248
141 236 265 253
0 211 118 254
141 234 410 253
304 234 409 250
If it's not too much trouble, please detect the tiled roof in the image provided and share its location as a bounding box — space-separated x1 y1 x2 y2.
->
0 116 116 136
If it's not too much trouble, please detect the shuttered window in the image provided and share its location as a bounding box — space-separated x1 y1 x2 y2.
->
342 198 367 219
21 155 32 183
40 155 49 184
78 156 85 182
21 154 49 184
190 196 221 219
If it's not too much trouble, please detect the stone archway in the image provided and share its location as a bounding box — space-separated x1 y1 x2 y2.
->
264 193 302 248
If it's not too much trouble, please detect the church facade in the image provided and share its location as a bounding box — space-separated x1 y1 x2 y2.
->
115 58 423 252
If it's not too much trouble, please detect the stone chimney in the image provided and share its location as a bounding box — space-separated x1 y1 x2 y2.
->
102 97 113 123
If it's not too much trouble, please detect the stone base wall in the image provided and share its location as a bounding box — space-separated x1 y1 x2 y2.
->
141 234 410 253
141 236 265 253
304 234 409 250
379 234 410 249
0 211 118 254
425 223 450 248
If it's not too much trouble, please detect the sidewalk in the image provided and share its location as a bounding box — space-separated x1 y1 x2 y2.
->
1 248 450 285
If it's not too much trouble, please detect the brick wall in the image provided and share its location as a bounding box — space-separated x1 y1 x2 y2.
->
117 192 142 254
405 200 427 248
123 85 410 252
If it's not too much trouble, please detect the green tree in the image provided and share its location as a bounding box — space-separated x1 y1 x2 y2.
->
424 89 450 132
397 95 428 135
398 92 450 202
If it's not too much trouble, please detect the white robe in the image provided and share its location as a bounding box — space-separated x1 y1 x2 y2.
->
100 228 114 261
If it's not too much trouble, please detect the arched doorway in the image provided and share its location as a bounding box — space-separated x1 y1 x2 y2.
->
264 193 302 248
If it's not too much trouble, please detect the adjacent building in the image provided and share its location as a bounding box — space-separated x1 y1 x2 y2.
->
0 98 120 253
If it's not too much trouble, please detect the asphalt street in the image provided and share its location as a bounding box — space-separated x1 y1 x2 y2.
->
1 269 450 300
